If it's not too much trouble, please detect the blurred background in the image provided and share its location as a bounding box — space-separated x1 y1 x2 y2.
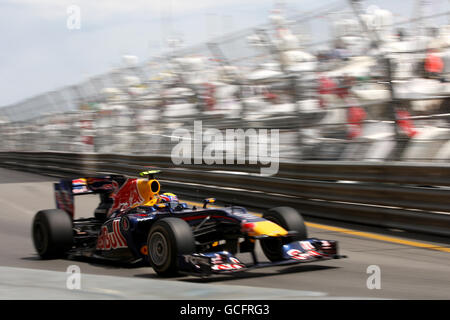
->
1 0 450 162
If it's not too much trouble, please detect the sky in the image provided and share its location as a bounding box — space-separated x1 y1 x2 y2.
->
0 0 448 108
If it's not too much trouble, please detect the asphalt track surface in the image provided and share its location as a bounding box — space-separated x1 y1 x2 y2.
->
0 167 449 299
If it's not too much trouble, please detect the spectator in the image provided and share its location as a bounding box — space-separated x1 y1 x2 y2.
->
424 48 444 80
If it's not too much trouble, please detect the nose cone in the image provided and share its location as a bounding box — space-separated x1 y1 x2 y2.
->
247 220 288 237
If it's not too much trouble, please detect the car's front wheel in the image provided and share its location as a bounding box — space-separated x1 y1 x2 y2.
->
260 207 308 262
147 218 195 277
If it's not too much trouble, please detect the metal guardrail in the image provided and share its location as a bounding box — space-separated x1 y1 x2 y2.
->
0 151 449 237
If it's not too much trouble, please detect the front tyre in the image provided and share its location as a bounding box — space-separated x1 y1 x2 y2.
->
260 207 308 262
147 218 195 277
32 209 74 259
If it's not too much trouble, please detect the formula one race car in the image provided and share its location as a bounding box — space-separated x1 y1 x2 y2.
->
32 170 344 277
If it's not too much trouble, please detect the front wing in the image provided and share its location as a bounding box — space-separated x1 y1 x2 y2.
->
178 238 345 277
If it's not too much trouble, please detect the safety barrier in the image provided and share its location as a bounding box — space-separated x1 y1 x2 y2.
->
0 151 449 237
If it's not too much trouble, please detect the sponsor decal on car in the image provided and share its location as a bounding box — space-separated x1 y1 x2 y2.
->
286 249 323 260
210 253 223 264
108 179 144 215
321 240 333 249
55 188 74 217
72 178 89 194
300 241 315 251
96 220 128 250
211 263 245 271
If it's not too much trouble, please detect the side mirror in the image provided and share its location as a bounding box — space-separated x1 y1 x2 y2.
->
203 198 216 209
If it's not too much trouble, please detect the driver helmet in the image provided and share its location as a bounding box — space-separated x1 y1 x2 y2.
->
160 192 179 209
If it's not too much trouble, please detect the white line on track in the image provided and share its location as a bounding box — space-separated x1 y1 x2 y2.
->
0 266 333 300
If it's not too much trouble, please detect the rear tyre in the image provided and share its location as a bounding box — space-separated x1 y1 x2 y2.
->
260 207 308 262
147 218 195 277
32 209 74 259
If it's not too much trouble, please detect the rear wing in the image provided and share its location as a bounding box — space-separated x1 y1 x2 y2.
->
54 176 119 218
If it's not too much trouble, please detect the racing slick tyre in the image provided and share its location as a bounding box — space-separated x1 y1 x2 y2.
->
147 218 195 277
260 207 308 262
32 209 74 259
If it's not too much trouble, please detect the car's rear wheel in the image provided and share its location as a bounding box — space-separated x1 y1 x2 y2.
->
147 218 195 277
260 207 307 262
32 209 74 259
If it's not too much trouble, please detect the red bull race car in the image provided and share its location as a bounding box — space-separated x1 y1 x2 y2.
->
32 170 344 277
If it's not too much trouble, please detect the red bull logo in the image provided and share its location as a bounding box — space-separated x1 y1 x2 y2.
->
96 220 127 250
108 179 144 215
